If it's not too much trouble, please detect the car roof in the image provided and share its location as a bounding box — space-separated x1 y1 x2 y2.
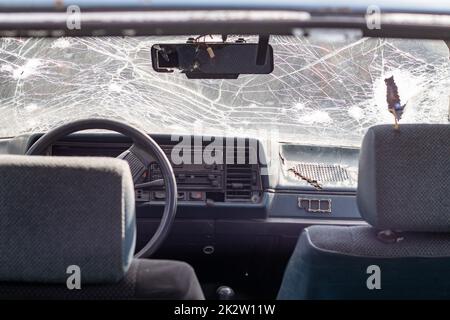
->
0 0 449 14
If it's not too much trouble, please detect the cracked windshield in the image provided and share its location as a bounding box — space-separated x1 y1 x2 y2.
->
0 36 448 147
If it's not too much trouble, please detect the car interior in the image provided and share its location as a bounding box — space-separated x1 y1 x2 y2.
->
0 0 449 301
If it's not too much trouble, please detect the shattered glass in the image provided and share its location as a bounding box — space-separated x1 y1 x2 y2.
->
0 35 448 147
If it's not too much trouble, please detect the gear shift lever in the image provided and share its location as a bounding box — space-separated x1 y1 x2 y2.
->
216 286 235 300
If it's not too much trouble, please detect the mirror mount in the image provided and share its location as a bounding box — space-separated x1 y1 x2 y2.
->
256 35 270 66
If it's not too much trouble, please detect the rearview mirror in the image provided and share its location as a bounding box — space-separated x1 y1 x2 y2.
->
151 39 274 79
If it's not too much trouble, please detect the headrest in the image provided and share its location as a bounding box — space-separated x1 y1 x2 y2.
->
357 124 450 232
0 155 136 284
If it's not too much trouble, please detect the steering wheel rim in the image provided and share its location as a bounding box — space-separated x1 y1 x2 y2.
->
26 118 177 259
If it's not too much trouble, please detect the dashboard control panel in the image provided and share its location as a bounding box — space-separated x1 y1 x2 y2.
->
137 143 263 204
49 136 265 204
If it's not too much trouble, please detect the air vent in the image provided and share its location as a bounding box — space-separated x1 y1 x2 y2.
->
290 163 349 183
225 164 255 201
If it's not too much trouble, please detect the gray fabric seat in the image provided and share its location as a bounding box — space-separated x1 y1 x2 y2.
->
278 124 450 299
0 259 203 300
0 155 204 300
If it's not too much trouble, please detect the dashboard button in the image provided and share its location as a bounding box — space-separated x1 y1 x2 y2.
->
190 191 203 200
154 191 166 200
211 180 219 187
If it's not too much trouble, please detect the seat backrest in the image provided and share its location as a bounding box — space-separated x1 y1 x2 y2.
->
0 155 136 284
278 124 450 299
0 155 205 300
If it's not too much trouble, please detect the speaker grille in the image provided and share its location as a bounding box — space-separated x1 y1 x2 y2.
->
290 163 349 183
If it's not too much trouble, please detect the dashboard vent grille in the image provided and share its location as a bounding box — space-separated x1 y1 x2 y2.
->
291 163 349 183
225 164 255 201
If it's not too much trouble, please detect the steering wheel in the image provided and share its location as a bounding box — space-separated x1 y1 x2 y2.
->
26 118 177 259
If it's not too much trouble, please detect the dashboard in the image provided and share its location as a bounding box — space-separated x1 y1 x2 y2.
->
0 132 363 222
